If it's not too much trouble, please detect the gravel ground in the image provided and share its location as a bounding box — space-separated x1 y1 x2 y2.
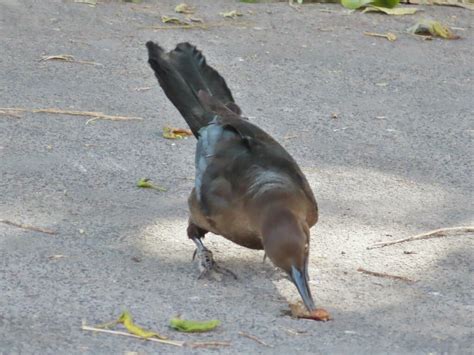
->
0 0 473 354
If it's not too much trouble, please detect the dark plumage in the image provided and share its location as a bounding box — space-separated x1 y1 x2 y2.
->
146 41 319 311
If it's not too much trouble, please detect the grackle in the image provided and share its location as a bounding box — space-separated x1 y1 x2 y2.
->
146 41 319 312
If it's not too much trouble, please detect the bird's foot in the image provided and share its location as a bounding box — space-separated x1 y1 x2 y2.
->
192 247 237 280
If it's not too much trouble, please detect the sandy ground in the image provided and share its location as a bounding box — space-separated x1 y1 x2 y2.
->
0 0 473 353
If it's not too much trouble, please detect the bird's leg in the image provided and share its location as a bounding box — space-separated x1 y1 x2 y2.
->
187 223 237 280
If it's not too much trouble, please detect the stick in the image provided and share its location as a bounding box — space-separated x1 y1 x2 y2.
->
239 332 271 347
0 110 22 118
357 267 415 283
367 226 474 249
189 341 231 349
81 325 184 347
0 107 143 123
0 219 57 235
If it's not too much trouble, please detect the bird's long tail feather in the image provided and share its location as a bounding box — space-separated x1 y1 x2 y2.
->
146 41 240 137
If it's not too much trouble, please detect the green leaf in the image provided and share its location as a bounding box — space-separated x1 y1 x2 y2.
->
371 0 399 8
362 5 418 14
407 19 460 39
341 0 372 9
341 0 399 9
169 318 220 332
136 178 167 191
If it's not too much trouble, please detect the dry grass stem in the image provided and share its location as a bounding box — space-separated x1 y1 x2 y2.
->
189 341 231 349
357 267 415 283
81 325 184 347
368 226 474 249
238 331 271 347
0 107 143 123
0 219 57 235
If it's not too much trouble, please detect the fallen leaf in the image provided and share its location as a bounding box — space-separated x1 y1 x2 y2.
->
341 0 374 9
136 178 167 191
41 54 75 62
162 126 193 139
220 10 243 18
289 302 332 322
364 31 397 41
362 5 418 14
161 15 188 25
118 312 168 339
407 19 460 39
187 17 204 23
175 3 194 14
169 318 220 332
94 312 168 340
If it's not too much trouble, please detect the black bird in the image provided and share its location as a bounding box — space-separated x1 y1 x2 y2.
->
146 41 319 312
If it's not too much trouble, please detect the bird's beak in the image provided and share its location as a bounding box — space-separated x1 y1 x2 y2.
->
290 264 316 312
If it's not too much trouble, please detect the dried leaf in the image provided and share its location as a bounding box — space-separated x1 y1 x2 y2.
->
188 17 204 23
220 10 243 18
175 3 194 14
136 178 167 191
41 54 75 62
407 19 460 39
161 15 188 25
162 126 193 139
289 302 332 322
364 31 397 41
169 318 220 332
362 5 418 14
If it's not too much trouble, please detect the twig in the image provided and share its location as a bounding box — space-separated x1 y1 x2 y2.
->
367 226 474 249
41 54 102 66
239 332 271 347
143 21 249 31
357 267 415 283
0 219 57 235
0 107 143 123
189 341 231 349
0 109 22 118
81 325 184 347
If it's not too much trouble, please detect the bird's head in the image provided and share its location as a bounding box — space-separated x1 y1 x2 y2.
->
261 208 315 312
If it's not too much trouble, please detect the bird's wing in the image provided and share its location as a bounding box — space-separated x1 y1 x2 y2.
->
195 116 317 219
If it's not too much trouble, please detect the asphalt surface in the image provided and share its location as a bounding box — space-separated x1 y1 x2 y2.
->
0 0 473 354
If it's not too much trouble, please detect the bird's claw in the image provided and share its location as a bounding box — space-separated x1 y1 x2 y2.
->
193 247 237 280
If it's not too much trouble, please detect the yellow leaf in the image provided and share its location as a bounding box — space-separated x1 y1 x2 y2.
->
161 15 188 25
162 126 193 139
407 19 460 39
362 6 418 14
118 312 168 339
137 178 167 191
175 3 194 14
220 10 243 18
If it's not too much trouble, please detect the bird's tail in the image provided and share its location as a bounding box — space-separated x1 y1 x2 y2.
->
146 41 241 137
